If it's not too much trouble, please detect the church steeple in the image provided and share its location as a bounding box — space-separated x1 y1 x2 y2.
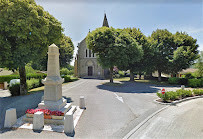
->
102 13 109 27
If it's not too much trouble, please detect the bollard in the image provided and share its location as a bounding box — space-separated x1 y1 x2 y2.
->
33 111 44 130
4 108 17 128
41 95 44 101
3 82 8 90
64 111 74 135
181 85 185 90
79 96 85 109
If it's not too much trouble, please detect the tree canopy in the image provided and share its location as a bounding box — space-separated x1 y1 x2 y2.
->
123 28 153 80
0 0 63 94
32 34 74 71
87 27 143 83
150 29 199 81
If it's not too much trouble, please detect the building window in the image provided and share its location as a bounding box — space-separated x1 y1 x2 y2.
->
89 50 91 57
86 49 88 57
93 53 95 57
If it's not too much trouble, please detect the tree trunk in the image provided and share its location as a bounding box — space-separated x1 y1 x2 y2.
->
139 72 142 80
109 67 113 83
19 66 27 95
130 70 134 81
149 72 153 78
158 70 162 82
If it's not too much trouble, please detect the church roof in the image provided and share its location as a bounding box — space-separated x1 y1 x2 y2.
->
102 13 109 27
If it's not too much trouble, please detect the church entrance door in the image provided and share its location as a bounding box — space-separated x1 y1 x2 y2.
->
88 66 93 76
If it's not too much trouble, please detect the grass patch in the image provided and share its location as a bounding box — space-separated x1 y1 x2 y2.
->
134 79 170 85
114 77 130 82
102 82 123 87
114 77 170 85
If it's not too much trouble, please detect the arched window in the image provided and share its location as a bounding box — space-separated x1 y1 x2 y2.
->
86 49 88 57
89 50 91 57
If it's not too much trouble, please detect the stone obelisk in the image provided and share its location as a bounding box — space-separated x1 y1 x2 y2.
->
38 44 68 111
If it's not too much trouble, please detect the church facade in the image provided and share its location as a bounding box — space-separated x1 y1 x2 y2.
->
74 14 109 78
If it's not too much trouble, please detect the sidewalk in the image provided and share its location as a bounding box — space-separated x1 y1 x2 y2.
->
128 98 203 138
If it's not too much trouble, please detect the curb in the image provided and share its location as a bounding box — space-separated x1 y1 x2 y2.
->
123 96 203 139
154 95 203 105
123 105 169 139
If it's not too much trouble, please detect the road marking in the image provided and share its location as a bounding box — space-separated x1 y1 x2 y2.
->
114 93 124 103
62 80 88 92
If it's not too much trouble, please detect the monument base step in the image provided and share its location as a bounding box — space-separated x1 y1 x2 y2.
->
23 104 77 125
38 98 68 111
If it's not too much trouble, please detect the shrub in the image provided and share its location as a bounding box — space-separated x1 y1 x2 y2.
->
167 91 179 101
64 75 72 83
157 92 170 102
175 89 193 98
185 73 195 79
118 71 125 77
26 73 46 80
27 79 40 90
0 75 19 83
179 78 188 85
60 68 69 76
193 89 203 95
60 68 74 76
188 79 202 88
168 77 180 84
9 83 20 96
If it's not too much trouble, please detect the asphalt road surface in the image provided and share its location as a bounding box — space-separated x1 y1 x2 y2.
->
129 98 203 139
0 78 185 138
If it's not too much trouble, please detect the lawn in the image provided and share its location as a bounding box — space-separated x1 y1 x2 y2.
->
114 77 171 85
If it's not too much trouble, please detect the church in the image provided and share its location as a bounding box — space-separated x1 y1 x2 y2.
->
74 14 109 78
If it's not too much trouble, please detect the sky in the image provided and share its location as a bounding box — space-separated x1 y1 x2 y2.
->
35 0 203 65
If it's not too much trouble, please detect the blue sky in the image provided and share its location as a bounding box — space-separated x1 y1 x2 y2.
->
35 0 202 65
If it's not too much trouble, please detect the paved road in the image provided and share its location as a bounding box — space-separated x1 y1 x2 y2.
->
129 98 203 139
0 79 184 138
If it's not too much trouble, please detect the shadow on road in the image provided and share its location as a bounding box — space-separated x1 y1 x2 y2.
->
63 96 73 103
97 81 178 94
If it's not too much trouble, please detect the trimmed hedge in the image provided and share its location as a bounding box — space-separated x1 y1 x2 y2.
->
188 78 203 88
168 77 202 88
168 77 180 84
0 73 46 83
157 89 202 102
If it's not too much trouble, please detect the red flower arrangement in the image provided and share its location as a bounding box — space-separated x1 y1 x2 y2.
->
26 109 64 116
51 110 64 116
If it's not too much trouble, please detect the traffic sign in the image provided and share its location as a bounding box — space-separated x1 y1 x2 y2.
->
162 88 165 95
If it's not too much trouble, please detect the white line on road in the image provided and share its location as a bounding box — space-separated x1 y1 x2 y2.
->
62 80 88 92
114 93 124 103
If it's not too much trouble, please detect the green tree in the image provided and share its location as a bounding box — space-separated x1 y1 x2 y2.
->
151 30 199 81
172 32 199 73
31 34 74 70
87 27 134 83
0 0 63 95
150 29 175 81
58 35 74 68
195 51 203 77
118 28 143 81
124 28 153 81
86 27 117 83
